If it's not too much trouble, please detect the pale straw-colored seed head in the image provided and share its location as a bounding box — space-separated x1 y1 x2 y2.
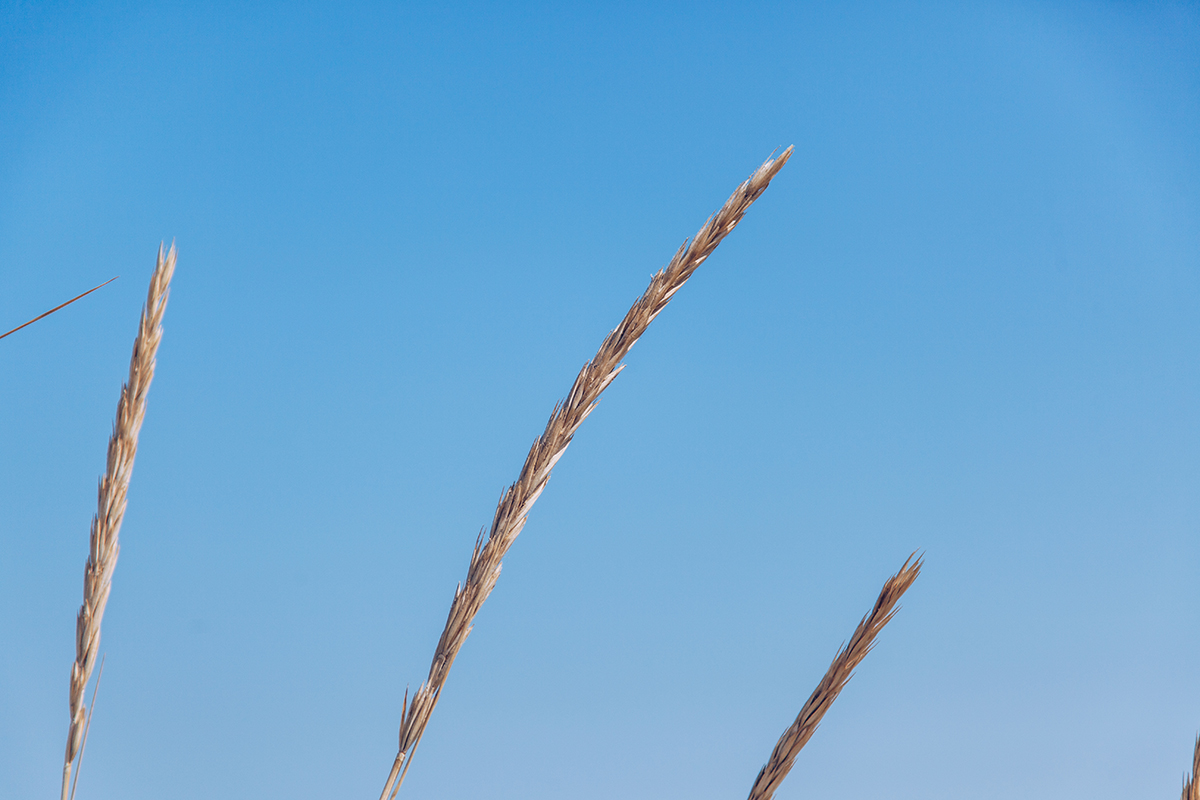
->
60 244 176 800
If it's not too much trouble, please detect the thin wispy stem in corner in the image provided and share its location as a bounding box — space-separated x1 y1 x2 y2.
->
60 245 175 800
376 149 793 800
745 554 923 800
67 655 105 800
0 276 118 341
1183 735 1199 800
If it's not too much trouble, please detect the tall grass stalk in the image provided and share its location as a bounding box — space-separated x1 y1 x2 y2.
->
59 244 176 800
745 554 922 800
376 149 793 800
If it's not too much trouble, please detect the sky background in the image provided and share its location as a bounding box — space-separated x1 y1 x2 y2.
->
2 2 1199 798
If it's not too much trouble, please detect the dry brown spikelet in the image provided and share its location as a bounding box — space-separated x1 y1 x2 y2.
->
376 149 793 800
1183 735 1200 800
745 554 922 800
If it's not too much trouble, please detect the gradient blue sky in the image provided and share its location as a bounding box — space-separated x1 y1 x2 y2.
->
2 2 1199 798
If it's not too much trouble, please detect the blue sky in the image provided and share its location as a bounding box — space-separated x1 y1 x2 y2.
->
2 2 1198 798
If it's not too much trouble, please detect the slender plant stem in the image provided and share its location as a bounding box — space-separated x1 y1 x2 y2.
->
0 276 117 341
377 755 403 800
67 655 105 800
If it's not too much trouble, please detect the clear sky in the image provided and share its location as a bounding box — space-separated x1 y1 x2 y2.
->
2 2 1198 799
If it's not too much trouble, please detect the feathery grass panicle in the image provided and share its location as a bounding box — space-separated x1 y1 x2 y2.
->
1183 735 1200 800
745 554 922 800
60 244 176 800
377 149 793 800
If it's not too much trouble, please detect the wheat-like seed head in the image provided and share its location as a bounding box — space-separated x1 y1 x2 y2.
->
60 244 176 800
1183 735 1200 800
745 554 923 800
377 149 793 800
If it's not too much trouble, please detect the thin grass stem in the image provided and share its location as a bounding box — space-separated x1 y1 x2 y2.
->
67 655 105 800
0 276 117 341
